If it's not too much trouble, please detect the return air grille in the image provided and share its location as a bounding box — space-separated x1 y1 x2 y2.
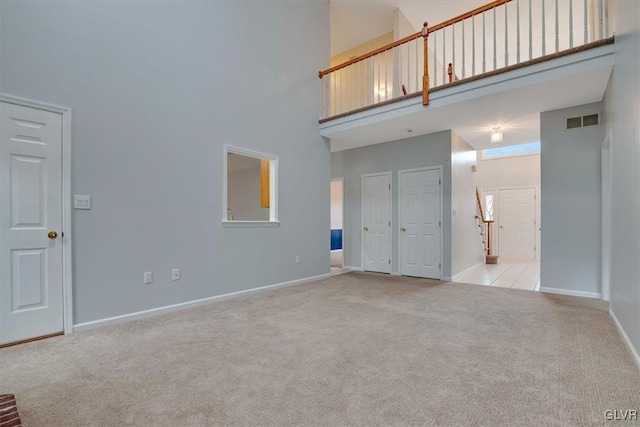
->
566 113 600 130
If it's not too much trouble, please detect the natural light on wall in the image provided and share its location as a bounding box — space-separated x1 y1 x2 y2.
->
482 142 541 160
224 146 279 226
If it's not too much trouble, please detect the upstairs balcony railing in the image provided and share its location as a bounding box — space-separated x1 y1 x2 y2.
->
319 0 611 120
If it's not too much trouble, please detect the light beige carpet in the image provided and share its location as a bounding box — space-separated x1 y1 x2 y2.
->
1 272 639 426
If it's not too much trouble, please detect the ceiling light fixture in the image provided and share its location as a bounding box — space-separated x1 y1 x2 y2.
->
490 126 503 144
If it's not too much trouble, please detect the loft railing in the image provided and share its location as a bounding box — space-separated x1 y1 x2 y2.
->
319 0 611 120
476 188 496 264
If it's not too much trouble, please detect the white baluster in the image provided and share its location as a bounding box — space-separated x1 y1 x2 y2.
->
483 12 486 73
385 50 389 102
493 7 497 70
433 32 438 87
529 0 533 59
569 0 573 48
472 15 476 77
505 1 509 66
584 0 588 43
555 0 559 52
443 29 447 83
452 23 456 77
377 54 381 104
399 45 402 97
415 39 419 92
542 0 546 55
462 20 466 79
599 0 604 39
517 0 521 63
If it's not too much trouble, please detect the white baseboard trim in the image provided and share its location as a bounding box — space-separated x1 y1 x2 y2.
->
539 287 602 299
610 309 640 372
452 262 485 282
442 276 453 281
74 273 331 332
391 271 401 276
343 266 364 272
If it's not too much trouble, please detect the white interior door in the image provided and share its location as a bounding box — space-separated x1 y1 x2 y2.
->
399 168 441 279
498 188 536 259
362 173 391 273
0 102 64 345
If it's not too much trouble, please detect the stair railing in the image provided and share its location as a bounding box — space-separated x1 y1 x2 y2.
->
476 188 494 258
319 0 611 120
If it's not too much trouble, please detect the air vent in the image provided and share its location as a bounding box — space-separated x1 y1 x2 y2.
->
566 113 600 130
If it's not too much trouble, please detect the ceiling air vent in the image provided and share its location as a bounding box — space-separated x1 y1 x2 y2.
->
566 113 601 130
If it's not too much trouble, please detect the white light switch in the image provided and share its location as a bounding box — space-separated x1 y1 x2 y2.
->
74 195 91 210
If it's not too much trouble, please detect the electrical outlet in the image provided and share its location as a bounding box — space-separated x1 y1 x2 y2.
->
172 268 181 281
74 195 91 210
144 271 153 284
295 255 301 264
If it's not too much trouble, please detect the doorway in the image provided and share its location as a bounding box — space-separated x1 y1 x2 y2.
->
398 167 443 279
361 172 391 274
0 97 72 346
330 178 344 274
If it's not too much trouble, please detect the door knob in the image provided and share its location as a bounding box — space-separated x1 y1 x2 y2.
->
500 226 504 229
363 226 369 231
48 231 58 239
401 227 407 232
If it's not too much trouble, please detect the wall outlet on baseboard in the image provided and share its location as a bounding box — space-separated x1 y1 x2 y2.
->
295 255 301 264
172 268 181 281
144 271 153 284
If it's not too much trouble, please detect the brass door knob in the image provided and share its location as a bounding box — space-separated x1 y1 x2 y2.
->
48 231 58 239
363 226 369 231
401 227 407 232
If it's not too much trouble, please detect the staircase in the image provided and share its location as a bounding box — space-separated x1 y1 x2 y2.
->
476 188 498 264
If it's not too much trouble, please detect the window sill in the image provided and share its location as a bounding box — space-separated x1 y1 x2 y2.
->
222 221 280 228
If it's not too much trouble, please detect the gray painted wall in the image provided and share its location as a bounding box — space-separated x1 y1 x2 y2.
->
331 131 452 277
451 132 484 276
540 102 603 294
0 0 330 324
603 0 640 359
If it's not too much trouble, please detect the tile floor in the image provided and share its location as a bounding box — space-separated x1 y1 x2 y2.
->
454 258 541 291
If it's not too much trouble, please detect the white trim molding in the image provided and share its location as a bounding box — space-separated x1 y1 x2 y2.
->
452 262 485 282
74 273 331 332
610 310 640 372
539 287 602 299
0 93 74 335
343 266 364 272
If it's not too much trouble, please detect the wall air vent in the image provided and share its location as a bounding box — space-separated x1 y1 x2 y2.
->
566 113 601 130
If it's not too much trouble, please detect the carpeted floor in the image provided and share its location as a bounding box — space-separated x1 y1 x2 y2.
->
1 272 639 426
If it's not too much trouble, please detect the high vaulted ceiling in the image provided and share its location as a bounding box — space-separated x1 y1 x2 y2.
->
331 0 488 57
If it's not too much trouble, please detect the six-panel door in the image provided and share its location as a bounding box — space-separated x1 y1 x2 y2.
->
0 102 64 345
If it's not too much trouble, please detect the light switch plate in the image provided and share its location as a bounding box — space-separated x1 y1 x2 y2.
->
74 195 91 210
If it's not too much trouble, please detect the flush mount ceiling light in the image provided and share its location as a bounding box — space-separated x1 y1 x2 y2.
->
490 126 503 144
377 86 387 96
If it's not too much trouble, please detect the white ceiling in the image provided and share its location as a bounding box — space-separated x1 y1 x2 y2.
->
322 65 613 151
330 0 488 56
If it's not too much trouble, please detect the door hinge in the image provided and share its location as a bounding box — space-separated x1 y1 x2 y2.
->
389 259 391 264
61 231 64 238
439 221 441 227
439 179 442 185
389 221 391 227
439 263 441 269
389 184 391 189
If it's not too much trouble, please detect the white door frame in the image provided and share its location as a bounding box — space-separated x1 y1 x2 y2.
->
0 93 73 335
331 177 344 262
361 171 392 272
601 129 612 302
397 166 443 280
482 185 540 260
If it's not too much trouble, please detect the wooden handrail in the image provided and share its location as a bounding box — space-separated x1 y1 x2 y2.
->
319 0 514 78
476 188 486 223
428 0 513 33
